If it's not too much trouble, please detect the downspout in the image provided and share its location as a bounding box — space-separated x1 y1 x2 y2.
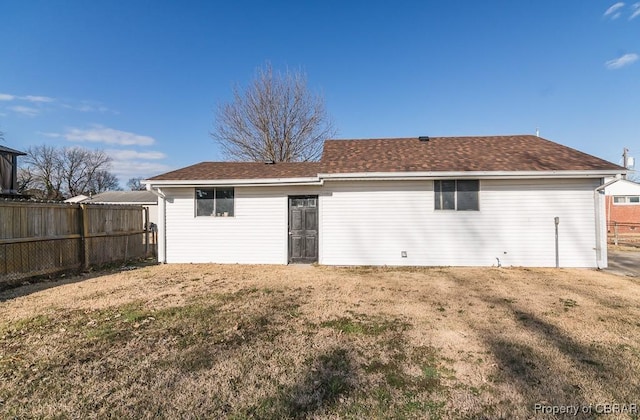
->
594 182 609 269
593 178 625 268
146 185 167 264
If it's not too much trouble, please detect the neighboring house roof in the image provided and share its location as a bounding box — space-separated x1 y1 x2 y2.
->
64 194 90 203
0 145 27 156
64 191 158 204
603 178 640 195
149 162 322 181
87 190 158 204
146 135 623 182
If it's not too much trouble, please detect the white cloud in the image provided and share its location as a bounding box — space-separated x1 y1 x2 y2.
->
0 92 117 114
604 2 625 18
605 52 639 69
22 95 54 103
62 125 155 146
0 93 55 102
61 102 118 114
110 160 172 180
9 105 40 117
105 149 167 160
630 2 640 19
38 131 62 138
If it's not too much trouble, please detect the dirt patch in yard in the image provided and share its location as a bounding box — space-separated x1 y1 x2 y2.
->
1 264 639 418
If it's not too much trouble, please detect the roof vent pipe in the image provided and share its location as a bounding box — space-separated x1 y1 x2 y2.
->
418 136 430 142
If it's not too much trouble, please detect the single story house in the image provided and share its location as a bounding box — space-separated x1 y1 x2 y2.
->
144 135 624 268
603 178 640 234
65 190 159 227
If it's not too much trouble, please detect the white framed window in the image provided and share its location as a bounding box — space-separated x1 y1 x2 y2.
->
613 196 640 205
434 180 479 211
195 187 234 217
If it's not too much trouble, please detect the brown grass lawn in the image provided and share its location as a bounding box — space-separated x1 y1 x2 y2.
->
1 264 640 419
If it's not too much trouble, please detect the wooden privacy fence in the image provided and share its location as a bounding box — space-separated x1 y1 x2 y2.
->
0 200 151 286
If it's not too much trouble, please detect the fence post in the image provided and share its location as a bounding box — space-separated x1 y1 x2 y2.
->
144 206 149 258
79 204 90 269
614 222 619 246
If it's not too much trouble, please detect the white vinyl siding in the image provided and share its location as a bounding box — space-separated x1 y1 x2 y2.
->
320 179 600 267
164 187 286 263
163 186 321 264
160 178 601 267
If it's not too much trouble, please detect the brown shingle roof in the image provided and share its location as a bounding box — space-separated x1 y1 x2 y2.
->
321 135 621 172
148 135 622 181
148 161 321 181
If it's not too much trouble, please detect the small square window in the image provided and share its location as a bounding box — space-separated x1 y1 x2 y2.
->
457 180 479 211
215 188 234 216
196 187 234 217
196 188 214 216
435 180 479 211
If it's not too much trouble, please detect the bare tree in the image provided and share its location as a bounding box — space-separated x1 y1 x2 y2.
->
21 145 120 199
16 166 34 194
127 177 146 191
61 147 113 197
212 63 336 162
23 145 65 200
90 170 121 193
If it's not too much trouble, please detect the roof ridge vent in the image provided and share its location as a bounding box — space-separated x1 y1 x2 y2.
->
418 136 430 142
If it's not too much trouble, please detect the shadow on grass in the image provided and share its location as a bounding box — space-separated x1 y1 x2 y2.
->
0 259 158 303
242 346 357 419
449 272 639 416
286 347 355 416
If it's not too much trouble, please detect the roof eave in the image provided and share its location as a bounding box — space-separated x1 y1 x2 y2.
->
318 170 625 181
144 170 625 187
0 146 27 156
143 176 323 187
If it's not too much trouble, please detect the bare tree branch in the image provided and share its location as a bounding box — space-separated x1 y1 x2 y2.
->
90 170 121 193
127 177 146 191
211 63 336 162
21 145 119 199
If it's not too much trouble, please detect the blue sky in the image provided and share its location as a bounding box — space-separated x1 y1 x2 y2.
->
1 0 638 184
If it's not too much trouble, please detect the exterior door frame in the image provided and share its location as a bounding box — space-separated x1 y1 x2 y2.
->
288 195 319 264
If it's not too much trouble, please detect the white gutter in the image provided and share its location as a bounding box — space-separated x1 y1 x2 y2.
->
593 178 615 269
142 170 624 188
594 177 621 192
143 177 322 187
319 170 625 181
145 183 166 198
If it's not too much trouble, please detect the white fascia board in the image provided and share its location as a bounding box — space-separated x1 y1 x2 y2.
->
142 170 625 187
144 177 323 188
318 170 625 181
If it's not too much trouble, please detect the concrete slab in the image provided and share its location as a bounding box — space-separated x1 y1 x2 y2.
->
606 250 640 277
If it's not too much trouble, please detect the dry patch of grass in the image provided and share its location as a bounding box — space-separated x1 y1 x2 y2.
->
1 264 640 418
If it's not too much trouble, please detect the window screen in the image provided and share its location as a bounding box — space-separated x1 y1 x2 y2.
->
195 187 234 217
434 180 479 211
